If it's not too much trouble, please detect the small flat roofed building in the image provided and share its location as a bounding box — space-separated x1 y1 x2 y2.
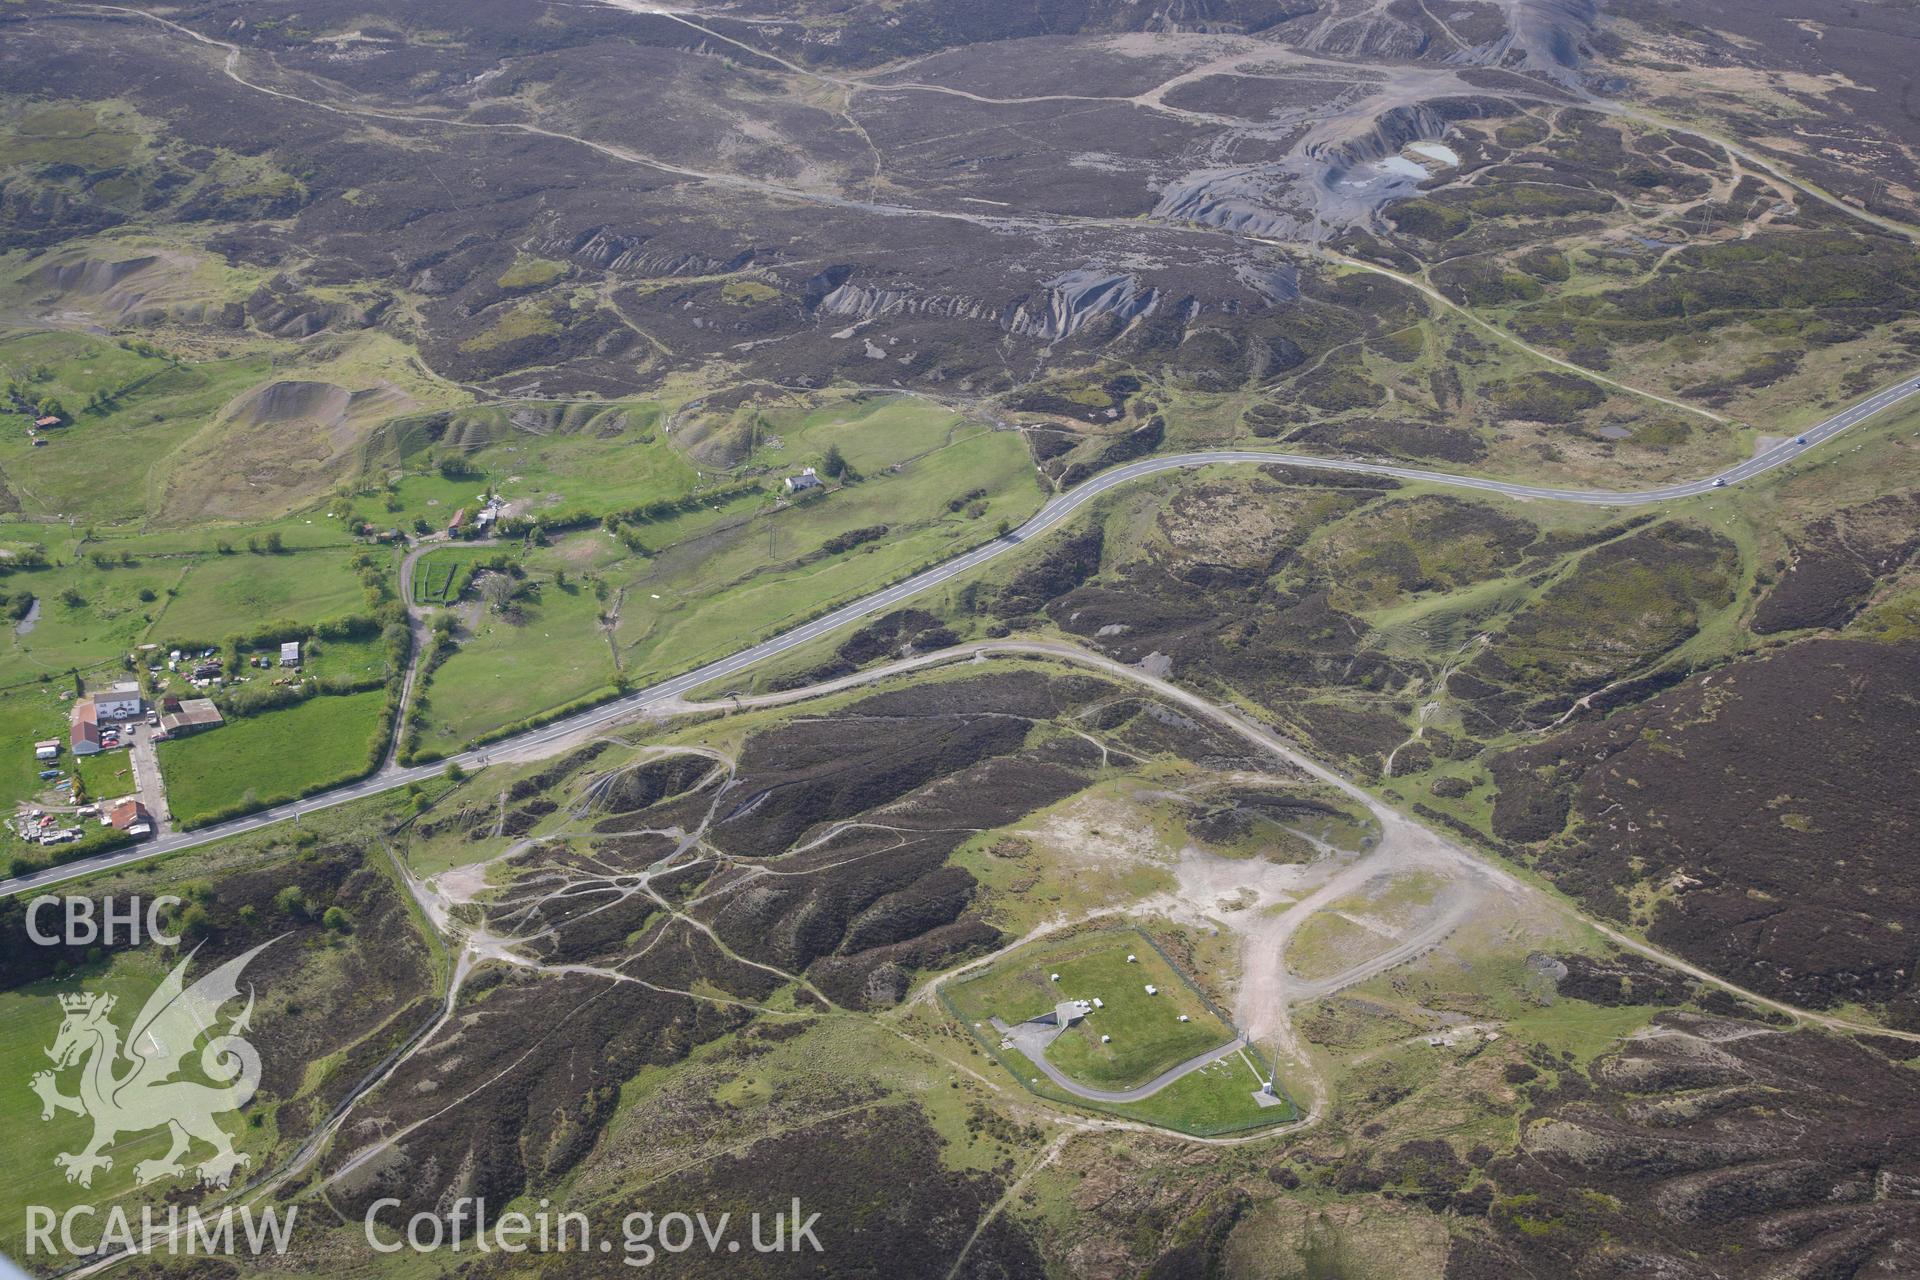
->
34 739 59 761
280 641 301 668
34 415 61 429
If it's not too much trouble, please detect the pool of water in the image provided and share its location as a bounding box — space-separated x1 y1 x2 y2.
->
1405 141 1460 167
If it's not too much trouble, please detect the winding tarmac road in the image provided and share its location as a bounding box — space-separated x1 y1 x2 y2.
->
5 368 1917 901
998 1018 1253 1104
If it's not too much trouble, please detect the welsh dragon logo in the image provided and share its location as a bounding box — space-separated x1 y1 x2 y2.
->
31 939 277 1190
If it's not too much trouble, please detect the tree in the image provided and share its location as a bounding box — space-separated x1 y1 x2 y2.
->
263 531 284 554
820 444 848 479
181 903 214 939
274 886 308 919
479 573 523 616
445 761 466 783
322 906 350 932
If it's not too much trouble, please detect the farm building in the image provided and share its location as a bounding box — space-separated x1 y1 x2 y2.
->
280 641 301 668
784 468 823 494
159 698 224 737
447 507 467 533
34 739 59 761
34 415 61 429
107 799 154 839
69 702 101 756
90 681 144 720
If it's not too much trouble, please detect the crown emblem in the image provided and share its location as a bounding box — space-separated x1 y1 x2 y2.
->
58 992 110 1014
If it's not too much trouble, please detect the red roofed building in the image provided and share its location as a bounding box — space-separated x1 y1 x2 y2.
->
70 701 101 756
448 507 467 532
108 799 154 838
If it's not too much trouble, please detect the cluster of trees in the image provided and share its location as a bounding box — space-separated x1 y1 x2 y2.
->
0 543 47 575
273 885 350 932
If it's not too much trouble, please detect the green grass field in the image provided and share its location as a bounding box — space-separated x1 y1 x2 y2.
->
990 1039 1292 1136
947 929 1235 1090
298 632 392 686
0 559 185 689
611 426 1038 676
343 400 687 534
157 690 387 826
412 582 614 749
156 549 369 642
747 393 976 476
0 331 274 526
1100 1047 1289 1130
72 747 134 807
412 406 1037 750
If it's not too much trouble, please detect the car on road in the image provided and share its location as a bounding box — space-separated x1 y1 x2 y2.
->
1794 435 1808 445
1711 478 1726 487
